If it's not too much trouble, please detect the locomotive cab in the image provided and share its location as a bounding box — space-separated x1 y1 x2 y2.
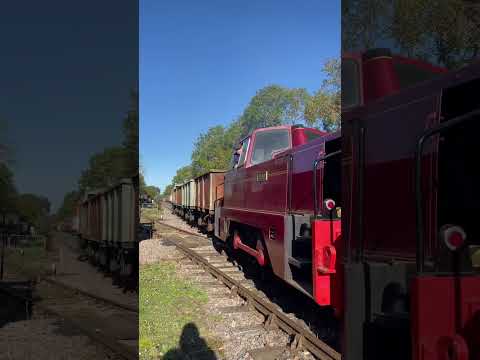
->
342 49 480 360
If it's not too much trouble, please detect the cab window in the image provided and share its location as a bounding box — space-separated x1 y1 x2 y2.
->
251 129 290 165
238 138 249 167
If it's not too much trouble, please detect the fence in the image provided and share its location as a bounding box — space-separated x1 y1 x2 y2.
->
0 233 46 249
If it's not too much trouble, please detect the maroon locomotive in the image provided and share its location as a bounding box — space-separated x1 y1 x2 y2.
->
170 48 480 359
342 48 480 360
214 124 342 312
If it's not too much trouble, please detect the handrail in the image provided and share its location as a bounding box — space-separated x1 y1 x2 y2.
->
313 150 341 217
415 108 480 273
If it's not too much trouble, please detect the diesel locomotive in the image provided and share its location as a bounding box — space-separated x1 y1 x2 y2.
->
170 48 480 359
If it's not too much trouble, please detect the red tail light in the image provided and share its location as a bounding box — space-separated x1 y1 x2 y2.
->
324 199 336 211
440 225 466 251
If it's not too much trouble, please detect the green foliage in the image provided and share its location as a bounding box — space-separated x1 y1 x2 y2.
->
56 191 80 220
78 88 139 194
123 89 139 176
144 185 161 200
162 184 173 197
78 146 130 192
0 164 18 212
172 165 193 186
164 65 341 189
238 85 311 136
342 0 480 69
191 125 234 177
15 193 50 223
304 58 341 131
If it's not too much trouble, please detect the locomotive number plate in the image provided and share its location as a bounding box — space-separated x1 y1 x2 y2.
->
256 171 268 182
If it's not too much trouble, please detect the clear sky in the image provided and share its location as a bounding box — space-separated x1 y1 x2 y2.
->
140 0 340 192
0 1 138 211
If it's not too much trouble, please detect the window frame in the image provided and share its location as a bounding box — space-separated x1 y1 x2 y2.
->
248 128 291 166
237 137 250 168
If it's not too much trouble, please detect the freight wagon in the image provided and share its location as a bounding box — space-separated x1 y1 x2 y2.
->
170 172 226 232
182 179 196 222
194 170 225 231
78 176 139 283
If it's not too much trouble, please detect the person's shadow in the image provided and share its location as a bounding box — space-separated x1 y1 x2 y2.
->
163 322 217 359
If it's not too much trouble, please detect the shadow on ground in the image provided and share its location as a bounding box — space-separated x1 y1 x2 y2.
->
163 322 217 360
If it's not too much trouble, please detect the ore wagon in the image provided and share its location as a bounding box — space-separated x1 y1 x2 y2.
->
78 176 138 283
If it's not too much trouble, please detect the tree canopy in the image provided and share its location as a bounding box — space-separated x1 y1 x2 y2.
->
172 165 193 186
162 59 341 190
238 85 311 137
143 185 161 201
56 191 80 221
78 89 139 193
342 0 480 69
305 58 341 131
0 163 18 212
15 193 51 224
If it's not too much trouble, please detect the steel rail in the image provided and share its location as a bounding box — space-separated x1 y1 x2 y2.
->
0 283 137 360
40 276 139 313
157 221 341 360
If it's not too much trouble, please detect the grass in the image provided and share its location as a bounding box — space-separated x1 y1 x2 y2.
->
140 207 165 223
139 261 222 359
3 240 55 279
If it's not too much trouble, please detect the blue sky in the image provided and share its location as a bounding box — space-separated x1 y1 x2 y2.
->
0 1 137 211
140 0 340 191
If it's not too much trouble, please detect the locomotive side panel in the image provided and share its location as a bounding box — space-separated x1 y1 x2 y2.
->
290 140 325 213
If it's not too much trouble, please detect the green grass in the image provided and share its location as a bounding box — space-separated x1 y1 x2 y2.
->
140 207 165 223
139 262 222 359
4 243 55 279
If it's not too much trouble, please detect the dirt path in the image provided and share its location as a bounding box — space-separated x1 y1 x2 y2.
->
48 231 138 311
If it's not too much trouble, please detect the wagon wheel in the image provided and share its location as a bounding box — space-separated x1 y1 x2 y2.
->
119 251 132 278
109 250 119 274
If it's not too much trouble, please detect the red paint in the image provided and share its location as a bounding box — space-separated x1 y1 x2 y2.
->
411 276 480 360
311 219 342 313
362 55 400 104
221 126 340 282
233 230 266 266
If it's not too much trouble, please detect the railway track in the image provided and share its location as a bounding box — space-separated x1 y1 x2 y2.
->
0 277 138 360
156 220 341 360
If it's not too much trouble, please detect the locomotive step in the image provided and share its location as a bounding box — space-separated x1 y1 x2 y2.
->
288 256 312 269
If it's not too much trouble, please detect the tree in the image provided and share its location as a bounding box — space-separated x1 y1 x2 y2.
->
56 191 80 221
342 0 480 69
144 185 161 200
0 164 17 213
162 184 173 198
191 126 231 177
171 165 193 186
123 89 139 176
16 193 50 224
239 85 311 137
304 58 341 131
78 147 129 193
79 88 139 194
